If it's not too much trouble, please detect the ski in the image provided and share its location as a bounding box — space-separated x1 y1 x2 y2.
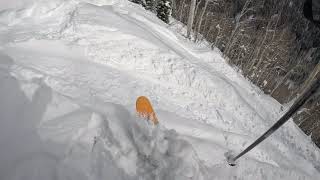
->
136 96 159 125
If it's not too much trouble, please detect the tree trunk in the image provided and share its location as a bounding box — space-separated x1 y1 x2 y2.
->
194 0 209 42
187 0 197 38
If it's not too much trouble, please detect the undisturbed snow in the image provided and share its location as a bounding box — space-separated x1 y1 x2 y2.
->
0 0 320 179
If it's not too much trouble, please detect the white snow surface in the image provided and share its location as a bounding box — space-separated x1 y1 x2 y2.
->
0 0 320 179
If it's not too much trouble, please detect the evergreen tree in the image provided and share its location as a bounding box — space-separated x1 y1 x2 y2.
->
145 0 155 11
131 0 146 7
156 0 171 24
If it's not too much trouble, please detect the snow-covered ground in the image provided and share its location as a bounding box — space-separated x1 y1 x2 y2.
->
0 0 320 179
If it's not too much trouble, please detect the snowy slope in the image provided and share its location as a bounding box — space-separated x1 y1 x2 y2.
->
0 0 320 179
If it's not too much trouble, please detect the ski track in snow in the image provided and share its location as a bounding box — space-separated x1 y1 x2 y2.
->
0 0 320 180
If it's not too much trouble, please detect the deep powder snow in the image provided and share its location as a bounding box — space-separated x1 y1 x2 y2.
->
0 0 320 180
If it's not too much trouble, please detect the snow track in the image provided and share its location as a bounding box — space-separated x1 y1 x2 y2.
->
0 0 320 179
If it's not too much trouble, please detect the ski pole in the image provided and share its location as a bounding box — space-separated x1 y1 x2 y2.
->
226 73 320 166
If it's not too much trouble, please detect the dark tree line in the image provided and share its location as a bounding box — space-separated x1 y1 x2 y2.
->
130 0 172 24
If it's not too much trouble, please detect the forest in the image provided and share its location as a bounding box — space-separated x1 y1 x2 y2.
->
131 0 320 148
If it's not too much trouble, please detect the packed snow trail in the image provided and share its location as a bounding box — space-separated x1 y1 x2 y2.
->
0 0 320 179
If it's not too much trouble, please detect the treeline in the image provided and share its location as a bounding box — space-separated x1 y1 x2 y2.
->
131 0 320 147
131 0 172 23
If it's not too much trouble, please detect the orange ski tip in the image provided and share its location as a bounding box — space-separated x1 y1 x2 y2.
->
136 96 159 125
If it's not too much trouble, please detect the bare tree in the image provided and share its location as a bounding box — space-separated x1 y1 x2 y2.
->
187 0 197 38
224 0 255 56
248 0 287 74
194 0 210 42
